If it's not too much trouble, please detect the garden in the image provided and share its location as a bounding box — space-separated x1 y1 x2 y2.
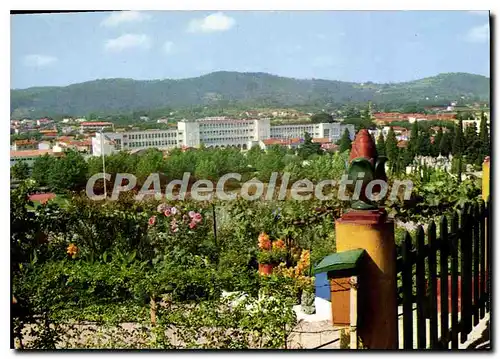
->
11 114 488 348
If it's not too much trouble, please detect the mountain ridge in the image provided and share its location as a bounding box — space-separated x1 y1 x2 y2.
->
11 71 490 118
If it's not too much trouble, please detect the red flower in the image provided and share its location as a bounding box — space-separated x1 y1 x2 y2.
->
148 216 156 226
164 208 172 217
189 221 197 229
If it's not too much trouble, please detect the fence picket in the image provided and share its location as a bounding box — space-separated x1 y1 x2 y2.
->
401 232 414 349
460 205 472 343
427 221 438 348
395 199 490 350
439 216 449 348
415 226 427 349
450 211 459 349
473 203 480 326
479 201 486 319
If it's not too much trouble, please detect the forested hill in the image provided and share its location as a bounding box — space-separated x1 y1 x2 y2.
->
11 71 490 118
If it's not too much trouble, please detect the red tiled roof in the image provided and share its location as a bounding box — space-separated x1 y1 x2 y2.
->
29 193 56 203
397 140 408 148
81 122 113 126
312 138 332 144
10 149 53 158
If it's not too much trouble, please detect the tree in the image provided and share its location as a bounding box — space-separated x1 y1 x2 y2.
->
408 121 419 157
376 132 386 156
452 116 464 156
136 148 165 181
417 131 432 157
385 127 398 173
479 111 490 159
11 161 30 180
298 132 322 159
439 131 452 157
32 154 56 187
48 150 89 192
338 129 352 153
195 158 218 181
310 112 335 124
432 127 443 157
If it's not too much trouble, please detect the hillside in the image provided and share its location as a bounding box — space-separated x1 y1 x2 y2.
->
10 72 490 118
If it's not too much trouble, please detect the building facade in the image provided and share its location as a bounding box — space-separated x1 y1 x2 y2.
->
91 117 355 156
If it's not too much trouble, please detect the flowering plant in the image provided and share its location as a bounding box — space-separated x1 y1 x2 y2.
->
257 233 288 265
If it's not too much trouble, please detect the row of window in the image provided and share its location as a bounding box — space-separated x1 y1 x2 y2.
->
200 122 253 128
127 141 177 148
127 132 177 140
201 129 253 135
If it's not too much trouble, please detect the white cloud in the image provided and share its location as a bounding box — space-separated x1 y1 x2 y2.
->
101 11 151 27
465 23 490 43
23 54 58 67
163 41 174 54
104 34 151 52
187 12 235 33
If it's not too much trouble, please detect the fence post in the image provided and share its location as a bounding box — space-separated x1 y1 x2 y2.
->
335 209 397 349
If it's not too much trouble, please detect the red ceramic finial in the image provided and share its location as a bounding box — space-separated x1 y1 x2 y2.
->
349 129 376 165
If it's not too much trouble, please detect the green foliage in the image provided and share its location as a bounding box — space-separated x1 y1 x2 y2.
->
452 114 464 155
376 131 386 156
11 161 30 180
385 127 398 173
49 150 89 192
298 132 322 159
310 112 335 123
338 128 352 153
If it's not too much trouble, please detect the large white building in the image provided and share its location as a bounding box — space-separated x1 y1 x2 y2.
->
92 117 355 156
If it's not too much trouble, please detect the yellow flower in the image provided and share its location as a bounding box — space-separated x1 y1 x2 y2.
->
67 244 78 257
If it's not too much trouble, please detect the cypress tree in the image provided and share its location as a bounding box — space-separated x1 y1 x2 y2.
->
433 127 443 157
479 111 490 159
338 128 352 153
385 127 398 173
418 131 432 157
376 131 386 156
439 131 452 157
452 115 464 156
408 121 419 157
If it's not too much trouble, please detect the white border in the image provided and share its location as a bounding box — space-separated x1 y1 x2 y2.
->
3 1 498 358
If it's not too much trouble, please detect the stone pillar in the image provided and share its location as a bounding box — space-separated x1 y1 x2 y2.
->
335 209 397 349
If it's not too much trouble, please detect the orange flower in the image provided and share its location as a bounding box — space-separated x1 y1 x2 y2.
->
67 244 78 258
258 232 271 250
273 239 285 249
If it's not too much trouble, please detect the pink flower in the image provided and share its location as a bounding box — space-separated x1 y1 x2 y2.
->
172 227 179 233
193 213 203 223
189 221 197 229
170 207 178 215
188 211 196 218
148 216 156 226
164 208 172 217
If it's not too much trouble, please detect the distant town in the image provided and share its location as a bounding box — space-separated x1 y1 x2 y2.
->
9 101 490 169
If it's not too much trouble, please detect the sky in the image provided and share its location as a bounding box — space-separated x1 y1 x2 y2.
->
10 10 490 89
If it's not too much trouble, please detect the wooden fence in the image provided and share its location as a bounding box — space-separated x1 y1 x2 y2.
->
397 198 491 349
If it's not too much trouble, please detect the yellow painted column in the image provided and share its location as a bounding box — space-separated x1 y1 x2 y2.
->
335 209 398 349
482 156 490 202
